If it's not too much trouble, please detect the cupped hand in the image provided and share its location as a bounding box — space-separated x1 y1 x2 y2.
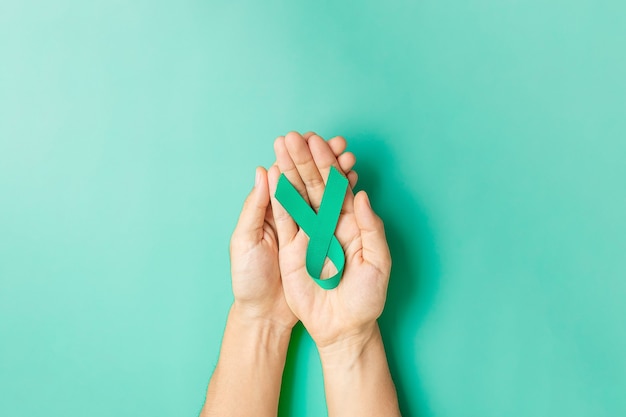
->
268 132 392 350
229 132 358 330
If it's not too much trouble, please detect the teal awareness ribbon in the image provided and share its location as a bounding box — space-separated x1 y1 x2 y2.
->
275 166 348 290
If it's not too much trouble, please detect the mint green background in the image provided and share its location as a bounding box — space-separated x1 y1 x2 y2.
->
1 1 625 416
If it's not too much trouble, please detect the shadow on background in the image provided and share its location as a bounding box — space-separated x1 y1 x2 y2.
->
351 137 440 417
278 322 307 416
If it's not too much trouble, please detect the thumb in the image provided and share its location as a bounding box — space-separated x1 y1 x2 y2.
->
354 191 391 273
267 165 298 246
233 167 270 242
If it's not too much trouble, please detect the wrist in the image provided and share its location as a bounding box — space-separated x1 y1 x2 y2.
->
315 322 401 417
216 304 293 369
317 321 380 369
229 302 294 339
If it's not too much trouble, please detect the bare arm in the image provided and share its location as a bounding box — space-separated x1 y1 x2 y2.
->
201 304 292 417
319 323 400 417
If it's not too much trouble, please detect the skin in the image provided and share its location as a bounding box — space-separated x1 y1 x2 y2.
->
268 131 401 417
200 132 357 417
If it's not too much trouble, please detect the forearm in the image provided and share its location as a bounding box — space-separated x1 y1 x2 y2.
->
319 322 401 417
201 304 292 417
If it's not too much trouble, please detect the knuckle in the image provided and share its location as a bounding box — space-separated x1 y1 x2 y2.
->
274 208 293 223
304 176 324 190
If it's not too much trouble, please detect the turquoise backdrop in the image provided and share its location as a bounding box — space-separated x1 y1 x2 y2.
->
1 1 625 416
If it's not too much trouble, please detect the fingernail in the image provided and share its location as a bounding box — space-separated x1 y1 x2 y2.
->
363 192 371 208
255 169 260 187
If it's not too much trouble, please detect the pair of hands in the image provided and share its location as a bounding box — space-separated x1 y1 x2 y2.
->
229 131 391 352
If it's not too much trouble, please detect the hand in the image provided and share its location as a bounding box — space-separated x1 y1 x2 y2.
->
268 132 392 351
229 132 357 330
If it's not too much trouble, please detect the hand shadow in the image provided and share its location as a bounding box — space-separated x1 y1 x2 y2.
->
351 137 440 417
277 322 308 416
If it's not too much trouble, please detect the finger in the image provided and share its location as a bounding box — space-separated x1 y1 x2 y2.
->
302 131 318 141
274 135 310 204
273 132 318 167
276 134 346 164
264 199 277 234
267 164 298 246
284 131 326 211
305 134 353 172
308 134 356 214
347 170 358 189
353 191 391 273
233 167 270 242
323 136 356 185
327 136 347 157
337 152 356 173
274 133 350 172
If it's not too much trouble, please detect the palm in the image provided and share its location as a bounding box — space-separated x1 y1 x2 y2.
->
230 187 297 329
279 196 388 347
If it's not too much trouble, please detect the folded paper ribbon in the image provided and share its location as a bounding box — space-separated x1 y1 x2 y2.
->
274 166 348 290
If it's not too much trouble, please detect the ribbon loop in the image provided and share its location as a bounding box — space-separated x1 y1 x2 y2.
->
275 166 348 290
